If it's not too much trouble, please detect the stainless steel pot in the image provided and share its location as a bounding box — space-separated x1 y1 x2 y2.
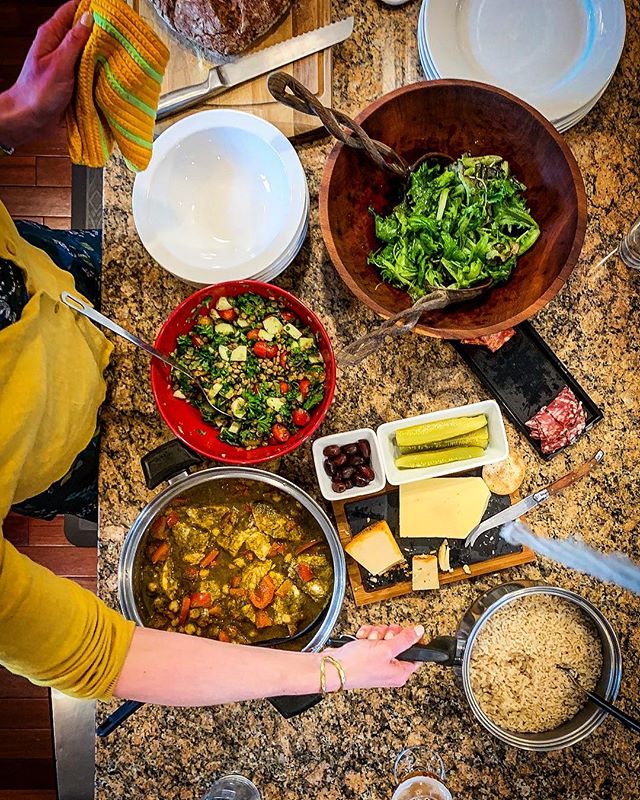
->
98 439 346 737
433 580 622 751
118 454 346 650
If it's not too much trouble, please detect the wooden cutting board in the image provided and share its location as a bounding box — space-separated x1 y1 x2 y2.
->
130 0 332 137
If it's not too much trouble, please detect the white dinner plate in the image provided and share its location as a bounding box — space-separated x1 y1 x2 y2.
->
422 0 626 123
133 110 307 286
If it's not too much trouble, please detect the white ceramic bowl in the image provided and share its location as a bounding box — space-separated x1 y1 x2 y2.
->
376 400 509 486
133 110 307 286
312 428 386 502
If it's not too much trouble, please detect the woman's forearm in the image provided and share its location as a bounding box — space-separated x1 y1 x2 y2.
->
113 627 328 705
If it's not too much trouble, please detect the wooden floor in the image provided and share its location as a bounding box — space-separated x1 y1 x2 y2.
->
1 3 94 796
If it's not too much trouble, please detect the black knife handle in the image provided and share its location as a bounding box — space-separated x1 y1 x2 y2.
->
584 690 640 734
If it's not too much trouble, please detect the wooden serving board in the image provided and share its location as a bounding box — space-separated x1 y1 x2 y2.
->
333 482 536 607
130 0 332 137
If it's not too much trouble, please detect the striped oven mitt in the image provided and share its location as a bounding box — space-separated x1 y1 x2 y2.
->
66 0 170 171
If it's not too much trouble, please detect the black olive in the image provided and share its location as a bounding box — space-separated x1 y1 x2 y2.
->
332 480 347 493
348 455 365 467
343 443 358 455
340 466 355 480
358 465 375 481
354 474 369 487
357 439 371 459
323 459 335 477
331 453 347 467
323 444 341 458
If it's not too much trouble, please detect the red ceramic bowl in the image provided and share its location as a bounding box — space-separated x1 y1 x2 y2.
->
151 281 336 465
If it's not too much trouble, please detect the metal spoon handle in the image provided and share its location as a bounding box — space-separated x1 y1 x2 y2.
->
583 689 640 734
60 291 190 380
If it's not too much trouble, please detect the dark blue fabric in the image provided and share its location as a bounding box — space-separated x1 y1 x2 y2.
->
4 221 102 522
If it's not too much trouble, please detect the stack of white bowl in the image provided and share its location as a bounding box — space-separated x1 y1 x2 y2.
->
133 110 308 286
417 0 626 134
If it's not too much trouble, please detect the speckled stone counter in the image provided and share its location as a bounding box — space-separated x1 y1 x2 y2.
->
97 1 640 798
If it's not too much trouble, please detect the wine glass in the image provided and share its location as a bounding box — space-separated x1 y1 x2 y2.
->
392 746 452 800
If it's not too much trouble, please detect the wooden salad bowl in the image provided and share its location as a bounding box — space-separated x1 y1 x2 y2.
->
319 80 587 339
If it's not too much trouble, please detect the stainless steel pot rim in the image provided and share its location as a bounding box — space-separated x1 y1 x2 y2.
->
117 465 346 653
460 582 622 751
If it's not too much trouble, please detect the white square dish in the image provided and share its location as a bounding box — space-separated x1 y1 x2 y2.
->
376 400 509 486
312 428 386 502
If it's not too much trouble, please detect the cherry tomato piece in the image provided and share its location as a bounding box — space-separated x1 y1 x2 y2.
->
279 351 287 368
253 341 268 358
292 408 310 427
299 378 311 398
279 382 289 394
265 344 278 359
218 308 236 321
190 334 204 347
247 329 261 341
281 311 296 322
271 424 291 443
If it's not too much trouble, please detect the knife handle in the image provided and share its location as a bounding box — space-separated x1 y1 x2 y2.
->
546 449 604 497
156 71 224 121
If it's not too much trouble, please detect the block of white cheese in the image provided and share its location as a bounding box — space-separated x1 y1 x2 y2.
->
344 520 405 576
412 555 439 590
400 477 491 539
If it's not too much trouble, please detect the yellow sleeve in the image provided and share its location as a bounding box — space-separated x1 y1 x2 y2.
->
0 531 135 700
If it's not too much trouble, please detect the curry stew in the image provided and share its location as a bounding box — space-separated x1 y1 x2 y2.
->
135 480 333 644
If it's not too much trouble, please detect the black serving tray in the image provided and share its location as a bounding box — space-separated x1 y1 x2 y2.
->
450 322 604 460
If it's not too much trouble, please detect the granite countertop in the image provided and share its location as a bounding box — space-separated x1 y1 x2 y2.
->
97 0 640 797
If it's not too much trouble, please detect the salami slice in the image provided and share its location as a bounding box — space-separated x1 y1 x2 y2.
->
525 386 586 454
460 328 516 353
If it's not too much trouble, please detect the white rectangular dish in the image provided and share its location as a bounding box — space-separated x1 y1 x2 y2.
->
312 427 386 502
376 400 509 486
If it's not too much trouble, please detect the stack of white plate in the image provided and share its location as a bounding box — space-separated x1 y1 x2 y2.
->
133 110 308 286
417 0 626 133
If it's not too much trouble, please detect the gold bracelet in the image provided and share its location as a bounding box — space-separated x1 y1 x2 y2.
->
320 655 346 693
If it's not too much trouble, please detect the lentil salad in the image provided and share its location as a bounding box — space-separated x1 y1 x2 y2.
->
171 292 327 449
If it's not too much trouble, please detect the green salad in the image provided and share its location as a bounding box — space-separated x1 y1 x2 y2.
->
171 293 326 449
368 154 540 300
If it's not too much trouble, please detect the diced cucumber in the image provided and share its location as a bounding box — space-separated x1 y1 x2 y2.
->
218 345 230 361
290 340 300 351
230 345 247 362
173 389 186 399
228 421 241 434
263 315 283 335
298 337 314 351
208 383 222 399
284 322 302 340
216 296 233 311
236 317 250 328
215 322 234 336
231 397 247 418
259 329 274 341
267 397 286 412
224 387 235 399
209 308 220 320
308 354 323 364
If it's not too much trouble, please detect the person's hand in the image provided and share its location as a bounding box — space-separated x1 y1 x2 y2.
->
0 1 93 148
322 624 425 691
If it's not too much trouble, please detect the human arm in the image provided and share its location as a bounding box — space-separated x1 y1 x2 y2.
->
0 1 92 150
113 623 424 704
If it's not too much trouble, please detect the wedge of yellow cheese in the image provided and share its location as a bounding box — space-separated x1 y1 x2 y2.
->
412 555 440 590
345 520 405 576
400 477 491 539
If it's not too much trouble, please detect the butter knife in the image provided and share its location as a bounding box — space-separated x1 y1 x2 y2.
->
156 17 354 121
464 450 604 548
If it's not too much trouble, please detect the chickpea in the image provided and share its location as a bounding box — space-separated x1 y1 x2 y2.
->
184 623 196 635
147 581 158 593
170 618 179 627
153 597 164 609
189 608 201 620
168 600 179 613
199 569 210 578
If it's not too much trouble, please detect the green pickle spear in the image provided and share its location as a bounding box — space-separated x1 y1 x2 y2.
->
395 445 486 470
397 425 489 454
395 414 488 448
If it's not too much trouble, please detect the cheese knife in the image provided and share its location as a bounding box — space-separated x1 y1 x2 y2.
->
464 449 604 548
156 17 354 121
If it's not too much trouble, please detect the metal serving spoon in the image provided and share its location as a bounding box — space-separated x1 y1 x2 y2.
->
267 73 493 364
556 664 640 734
60 292 230 417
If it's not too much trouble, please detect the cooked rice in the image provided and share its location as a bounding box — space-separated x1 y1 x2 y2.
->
469 594 603 733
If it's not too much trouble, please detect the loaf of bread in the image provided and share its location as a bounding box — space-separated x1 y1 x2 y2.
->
151 0 291 57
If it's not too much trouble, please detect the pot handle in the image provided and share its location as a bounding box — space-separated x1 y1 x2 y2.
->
327 634 458 665
141 439 204 489
96 700 144 737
